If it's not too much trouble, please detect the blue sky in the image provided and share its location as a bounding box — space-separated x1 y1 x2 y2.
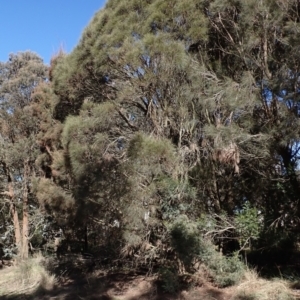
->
0 0 107 65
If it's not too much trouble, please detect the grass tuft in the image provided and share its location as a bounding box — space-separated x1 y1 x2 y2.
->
231 269 295 300
0 253 56 297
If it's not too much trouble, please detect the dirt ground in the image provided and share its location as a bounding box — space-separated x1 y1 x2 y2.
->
0 262 233 300
32 273 233 300
1 256 300 300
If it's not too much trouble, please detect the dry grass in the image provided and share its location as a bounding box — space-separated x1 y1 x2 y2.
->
231 269 297 300
0 253 56 297
1 254 300 300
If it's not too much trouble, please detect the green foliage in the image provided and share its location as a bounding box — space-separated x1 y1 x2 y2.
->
61 101 116 180
255 229 297 255
235 202 261 248
158 266 180 293
158 176 196 220
0 51 49 258
1 0 299 286
206 252 245 287
128 133 176 174
169 215 245 287
35 178 75 212
0 52 47 109
170 215 200 270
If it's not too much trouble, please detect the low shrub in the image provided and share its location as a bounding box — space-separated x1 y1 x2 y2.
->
158 266 180 293
205 252 245 287
169 216 245 287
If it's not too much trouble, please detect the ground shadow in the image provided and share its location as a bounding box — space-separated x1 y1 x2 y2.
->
246 249 300 280
0 254 234 300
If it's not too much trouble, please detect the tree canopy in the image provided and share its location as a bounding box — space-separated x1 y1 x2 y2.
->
1 0 300 281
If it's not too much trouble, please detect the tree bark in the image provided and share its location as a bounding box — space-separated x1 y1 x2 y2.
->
21 160 30 259
10 200 22 255
2 163 22 254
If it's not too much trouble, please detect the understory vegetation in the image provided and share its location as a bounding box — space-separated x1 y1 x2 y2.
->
2 0 300 299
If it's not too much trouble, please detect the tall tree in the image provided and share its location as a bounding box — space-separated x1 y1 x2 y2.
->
0 52 48 258
40 0 300 260
205 0 300 233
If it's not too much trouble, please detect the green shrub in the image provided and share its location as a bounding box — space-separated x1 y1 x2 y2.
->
169 215 245 287
158 267 180 293
235 202 261 249
170 216 200 271
206 252 245 287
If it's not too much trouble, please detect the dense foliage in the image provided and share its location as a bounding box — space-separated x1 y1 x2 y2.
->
1 0 300 284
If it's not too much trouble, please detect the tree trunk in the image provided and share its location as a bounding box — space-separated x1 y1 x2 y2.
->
10 201 22 254
3 164 22 255
21 160 30 259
